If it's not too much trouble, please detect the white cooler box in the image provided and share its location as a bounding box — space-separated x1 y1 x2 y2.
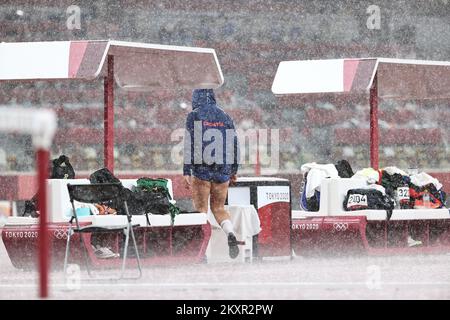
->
226 177 292 258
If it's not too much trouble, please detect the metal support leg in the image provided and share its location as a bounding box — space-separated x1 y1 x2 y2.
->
63 227 73 274
81 233 93 277
120 225 131 279
130 226 142 278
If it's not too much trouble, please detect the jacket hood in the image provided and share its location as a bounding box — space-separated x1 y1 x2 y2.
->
192 89 216 110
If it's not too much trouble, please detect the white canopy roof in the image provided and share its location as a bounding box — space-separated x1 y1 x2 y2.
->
272 58 450 99
0 40 224 91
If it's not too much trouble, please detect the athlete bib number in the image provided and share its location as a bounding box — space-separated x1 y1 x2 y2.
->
347 194 368 208
396 187 409 201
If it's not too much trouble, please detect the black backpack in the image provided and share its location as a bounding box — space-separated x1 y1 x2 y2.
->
335 160 354 178
50 155 75 179
88 168 124 211
23 195 39 218
89 167 121 185
22 155 76 217
132 177 180 224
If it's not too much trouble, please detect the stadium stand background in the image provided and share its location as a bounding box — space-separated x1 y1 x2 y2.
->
0 0 449 209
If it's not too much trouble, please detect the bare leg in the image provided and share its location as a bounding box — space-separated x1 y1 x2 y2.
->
210 180 231 225
191 177 211 213
210 180 239 259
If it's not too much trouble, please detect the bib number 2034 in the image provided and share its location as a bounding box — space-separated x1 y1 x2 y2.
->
347 194 368 207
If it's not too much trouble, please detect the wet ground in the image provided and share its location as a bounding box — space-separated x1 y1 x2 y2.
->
1 237 450 300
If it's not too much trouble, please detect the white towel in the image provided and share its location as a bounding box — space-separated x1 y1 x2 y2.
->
410 172 443 190
352 167 380 185
208 205 261 237
301 162 339 198
383 166 408 177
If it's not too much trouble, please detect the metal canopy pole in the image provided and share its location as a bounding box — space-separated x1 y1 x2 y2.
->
104 55 114 173
37 148 49 298
369 73 379 169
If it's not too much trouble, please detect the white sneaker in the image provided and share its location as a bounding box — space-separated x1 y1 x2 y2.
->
92 245 120 259
407 236 422 247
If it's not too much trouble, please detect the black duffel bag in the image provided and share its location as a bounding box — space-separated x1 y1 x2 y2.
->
127 189 173 217
89 168 171 216
122 188 171 227
343 188 395 220
126 189 170 216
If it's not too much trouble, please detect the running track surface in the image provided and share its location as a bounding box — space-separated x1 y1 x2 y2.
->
1 237 450 299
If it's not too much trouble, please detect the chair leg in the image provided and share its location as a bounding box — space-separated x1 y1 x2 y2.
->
129 225 142 279
119 225 131 279
80 233 93 277
67 228 141 281
63 227 73 274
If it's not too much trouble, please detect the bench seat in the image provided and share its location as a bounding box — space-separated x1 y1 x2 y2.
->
4 212 208 227
292 208 450 221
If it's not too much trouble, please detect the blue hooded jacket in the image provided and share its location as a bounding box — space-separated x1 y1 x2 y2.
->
183 89 239 177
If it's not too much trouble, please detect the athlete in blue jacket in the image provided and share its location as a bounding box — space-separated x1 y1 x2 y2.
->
183 89 240 258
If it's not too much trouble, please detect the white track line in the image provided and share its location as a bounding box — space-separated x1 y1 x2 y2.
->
2 281 450 289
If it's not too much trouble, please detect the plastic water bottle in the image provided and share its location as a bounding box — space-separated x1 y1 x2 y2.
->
423 191 431 208
394 190 400 210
